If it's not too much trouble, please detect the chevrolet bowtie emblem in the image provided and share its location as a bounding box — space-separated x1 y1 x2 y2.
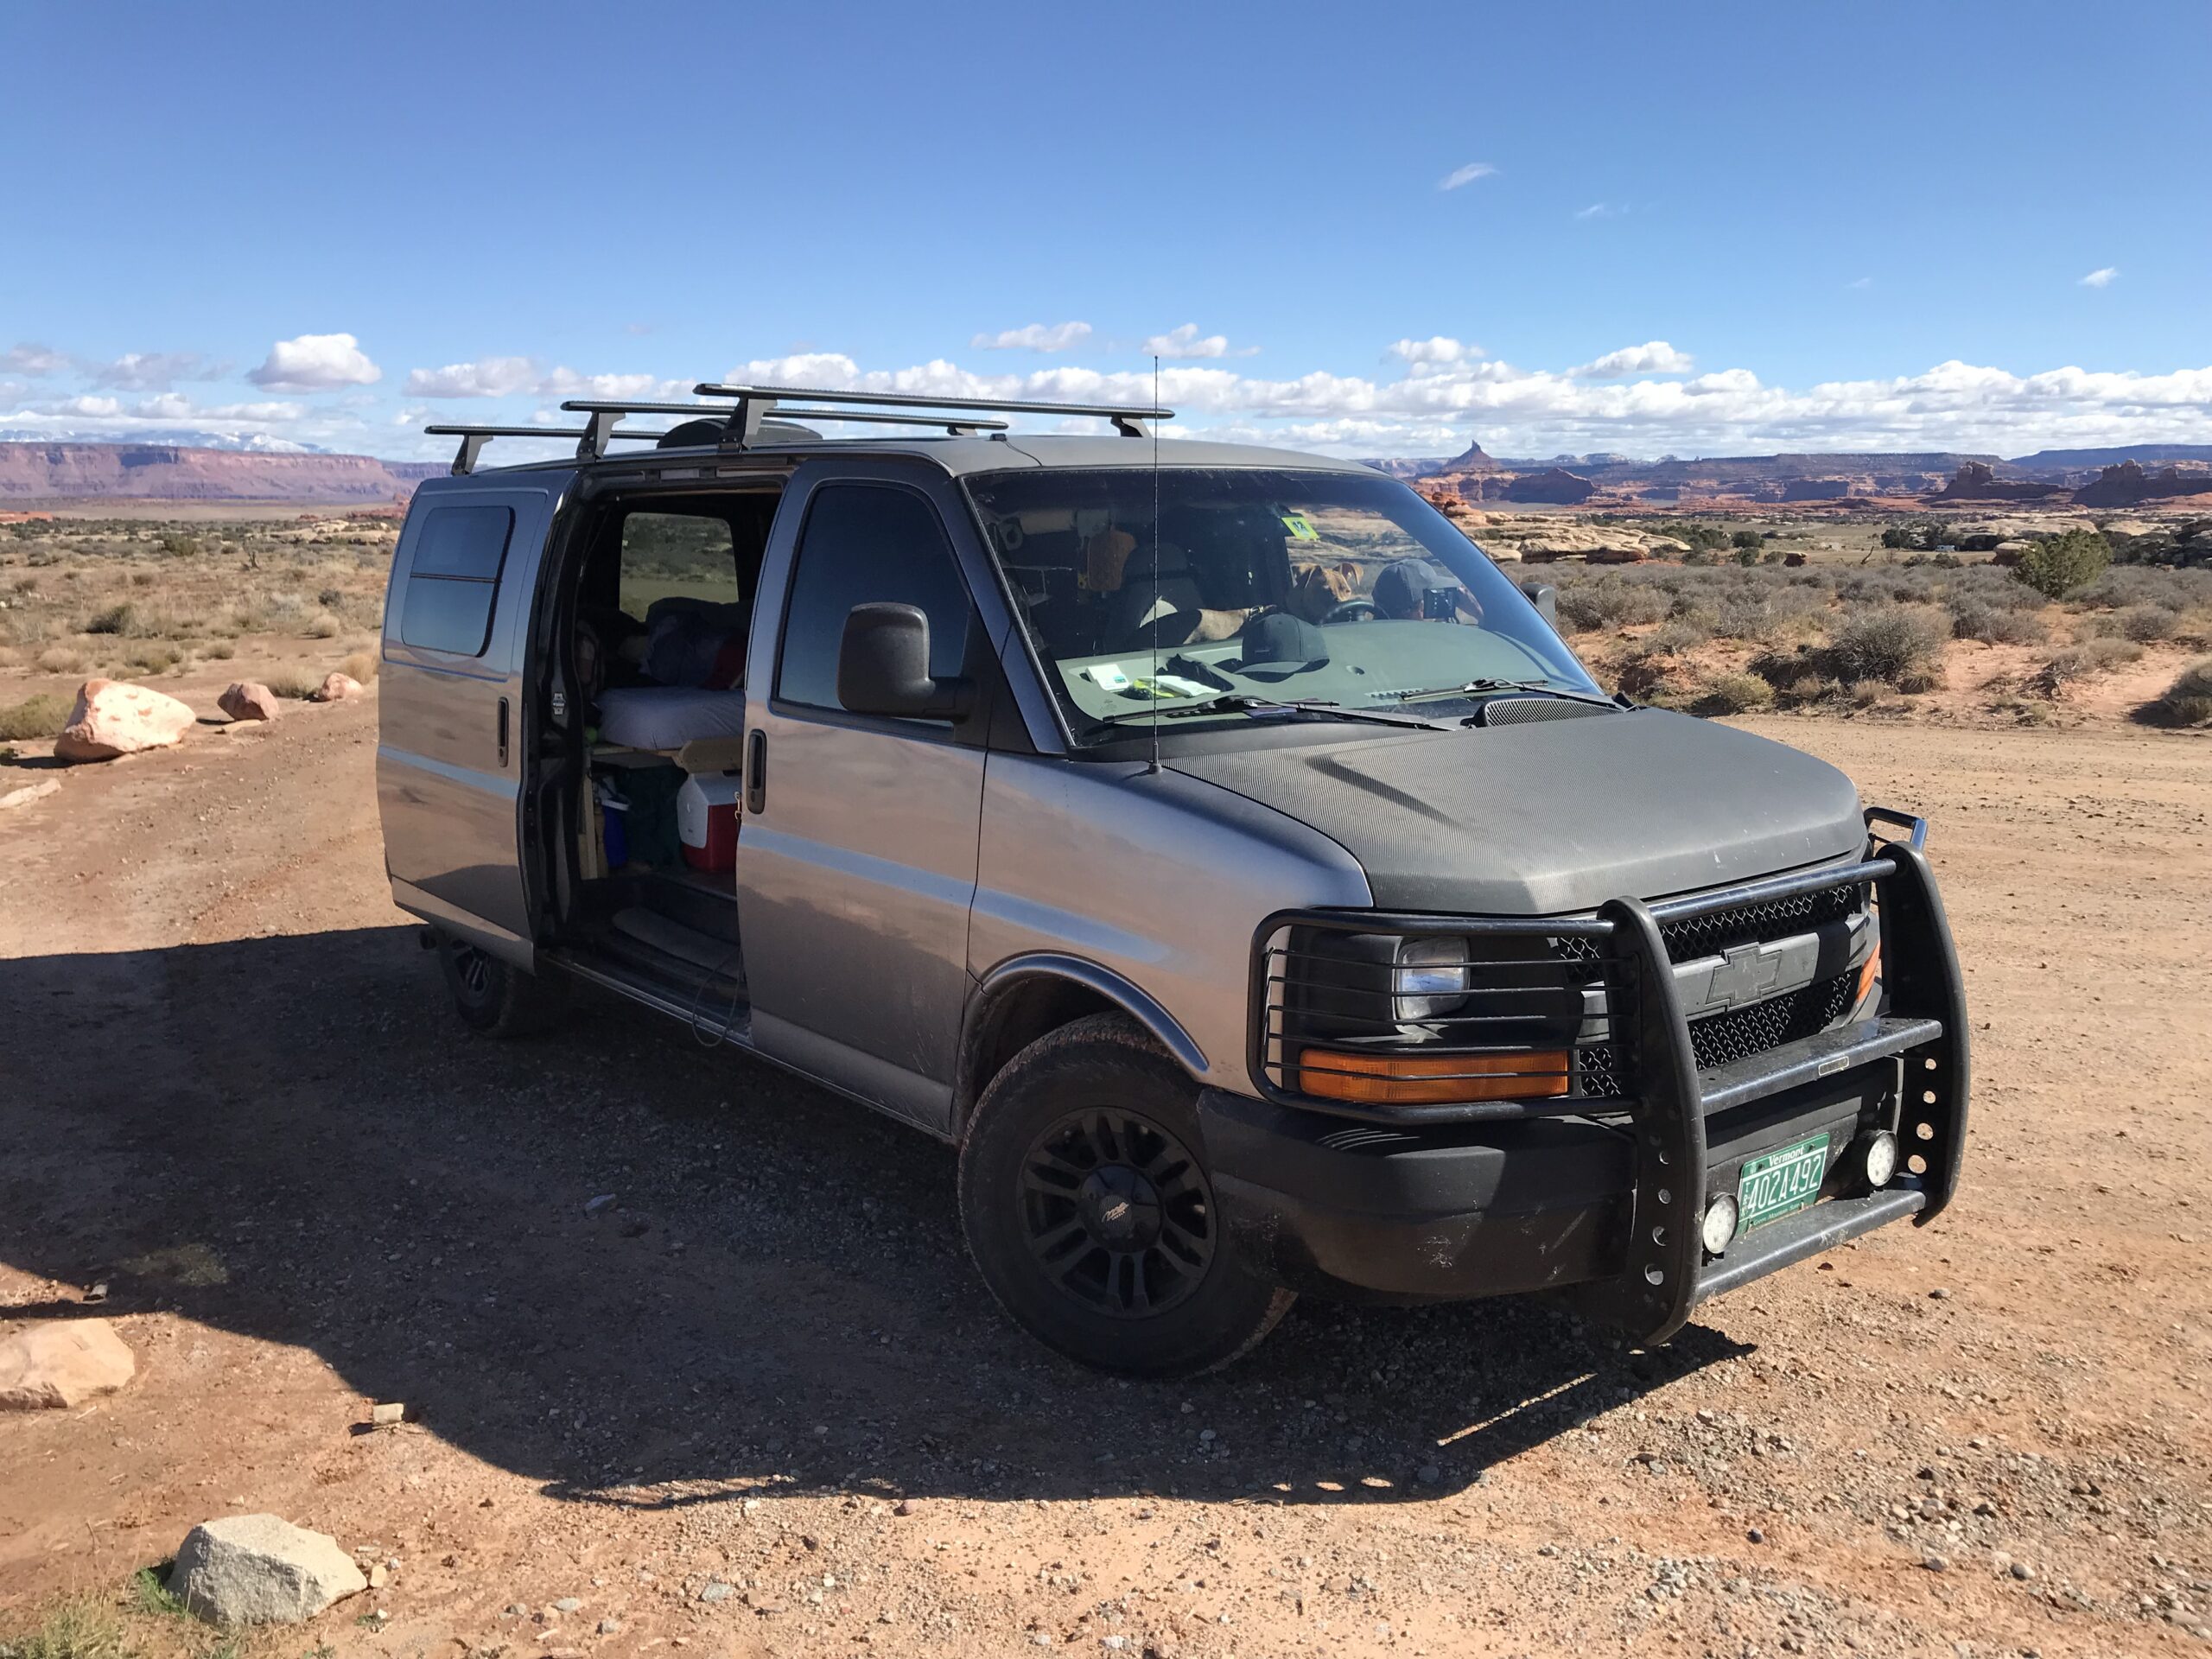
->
1702 941 1786 1010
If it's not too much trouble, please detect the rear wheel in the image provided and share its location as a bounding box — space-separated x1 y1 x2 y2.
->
435 931 569 1038
959 1013 1293 1376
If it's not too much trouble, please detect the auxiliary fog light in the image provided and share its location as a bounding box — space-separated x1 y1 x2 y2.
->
1700 1193 1740 1257
1859 1128 1899 1189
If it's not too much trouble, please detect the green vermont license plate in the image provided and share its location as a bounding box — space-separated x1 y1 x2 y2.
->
1737 1132 1830 1231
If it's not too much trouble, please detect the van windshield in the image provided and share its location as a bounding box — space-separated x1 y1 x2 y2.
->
963 467 1601 738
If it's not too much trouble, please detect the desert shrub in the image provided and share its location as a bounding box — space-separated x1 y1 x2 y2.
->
1897 665 1944 695
204 639 236 659
121 641 181 673
303 610 342 639
1698 671 1774 715
34 645 88 674
1827 605 1950 684
2013 528 2111 599
82 601 135 634
1949 601 2047 645
1847 679 1887 707
129 569 156 589
2034 637 2142 695
339 648 380 683
1785 673 1840 703
2114 603 2178 643
1556 578 1668 632
262 665 323 699
1634 619 1713 658
2150 658 2212 726
0 692 72 741
156 530 201 556
317 586 345 608
1711 595 1785 644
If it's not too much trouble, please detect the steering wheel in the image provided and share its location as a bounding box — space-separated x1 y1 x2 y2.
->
1319 597 1379 624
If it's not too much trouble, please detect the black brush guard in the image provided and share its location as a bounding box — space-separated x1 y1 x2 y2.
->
1248 807 1969 1345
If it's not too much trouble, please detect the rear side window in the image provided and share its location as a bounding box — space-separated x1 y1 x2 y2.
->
401 505 514 656
777 485 973 713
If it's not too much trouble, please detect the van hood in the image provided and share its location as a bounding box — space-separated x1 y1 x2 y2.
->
1166 707 1865 915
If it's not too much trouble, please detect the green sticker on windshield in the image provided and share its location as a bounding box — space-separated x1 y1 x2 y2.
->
1281 512 1319 541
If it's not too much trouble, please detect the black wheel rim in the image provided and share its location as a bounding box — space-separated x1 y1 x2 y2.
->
447 938 492 1001
1017 1107 1216 1319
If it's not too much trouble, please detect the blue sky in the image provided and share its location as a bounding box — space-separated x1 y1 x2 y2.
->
4 0 2209 461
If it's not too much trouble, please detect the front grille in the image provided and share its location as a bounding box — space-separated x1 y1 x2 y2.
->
1658 882 1863 963
1687 970 1857 1068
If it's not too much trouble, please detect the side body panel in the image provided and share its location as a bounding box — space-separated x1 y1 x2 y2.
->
969 757 1373 1100
736 459 1007 1130
377 475 568 963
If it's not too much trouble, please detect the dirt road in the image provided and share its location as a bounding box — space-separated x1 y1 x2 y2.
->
2 702 2209 1657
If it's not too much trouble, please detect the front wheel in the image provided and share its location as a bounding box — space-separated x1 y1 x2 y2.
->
958 1014 1293 1376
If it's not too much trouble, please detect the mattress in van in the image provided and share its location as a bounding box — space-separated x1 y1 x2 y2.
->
596 685 749 751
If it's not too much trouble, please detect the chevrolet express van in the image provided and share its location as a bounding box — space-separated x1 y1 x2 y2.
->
377 385 1967 1376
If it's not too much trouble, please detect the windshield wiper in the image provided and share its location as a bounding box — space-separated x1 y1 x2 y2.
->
1388 677 1621 710
1095 694 1446 732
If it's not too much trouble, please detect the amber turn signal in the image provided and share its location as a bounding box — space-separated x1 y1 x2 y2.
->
1299 1048 1570 1105
1855 941 1883 1007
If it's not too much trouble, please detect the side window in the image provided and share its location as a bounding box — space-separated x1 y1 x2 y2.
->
777 485 974 714
400 505 514 657
618 512 738 620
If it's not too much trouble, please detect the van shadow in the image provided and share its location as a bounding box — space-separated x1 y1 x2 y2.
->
0 928 1750 1511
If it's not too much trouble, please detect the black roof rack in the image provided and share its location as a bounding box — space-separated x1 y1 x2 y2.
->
424 423 672 476
697 382 1172 439
426 381 1173 474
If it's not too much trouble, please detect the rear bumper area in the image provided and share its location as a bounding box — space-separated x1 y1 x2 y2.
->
1215 826 1969 1337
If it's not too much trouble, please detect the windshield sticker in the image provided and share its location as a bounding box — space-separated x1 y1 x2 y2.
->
1281 512 1319 541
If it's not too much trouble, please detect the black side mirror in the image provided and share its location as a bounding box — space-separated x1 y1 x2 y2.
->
1520 579 1558 627
836 602 972 720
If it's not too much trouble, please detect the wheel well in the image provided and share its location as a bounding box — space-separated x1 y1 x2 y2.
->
957 976 1124 1135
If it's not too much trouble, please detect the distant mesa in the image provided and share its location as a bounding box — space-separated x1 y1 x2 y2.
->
1932 461 2066 503
0 442 444 504
1502 467 1596 505
2070 458 2212 509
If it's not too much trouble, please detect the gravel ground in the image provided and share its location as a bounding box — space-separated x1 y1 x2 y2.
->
1 698 2208 1657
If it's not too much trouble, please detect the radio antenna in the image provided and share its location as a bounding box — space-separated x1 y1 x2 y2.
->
1146 353 1163 776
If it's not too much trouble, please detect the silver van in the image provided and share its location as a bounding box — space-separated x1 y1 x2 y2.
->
378 385 1967 1376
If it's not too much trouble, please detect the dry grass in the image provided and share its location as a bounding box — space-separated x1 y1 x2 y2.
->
0 517 397 692
0 692 72 741
337 649 379 684
2151 658 2212 727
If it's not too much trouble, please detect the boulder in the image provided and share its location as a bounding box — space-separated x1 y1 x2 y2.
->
218 682 283 722
309 672 363 703
169 1514 367 1625
1586 545 1651 565
1783 552 1808 567
0 1319 136 1410
53 679 196 762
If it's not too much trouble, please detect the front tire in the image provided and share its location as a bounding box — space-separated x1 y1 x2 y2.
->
958 1013 1294 1376
435 931 569 1038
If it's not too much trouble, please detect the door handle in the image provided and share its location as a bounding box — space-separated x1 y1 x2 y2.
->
745 728 766 813
497 696 511 766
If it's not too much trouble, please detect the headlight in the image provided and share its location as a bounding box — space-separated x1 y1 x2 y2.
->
1393 936 1471 1022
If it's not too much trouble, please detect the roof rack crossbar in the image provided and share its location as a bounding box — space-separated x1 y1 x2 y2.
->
557 398 1008 436
694 382 1173 438
424 423 671 475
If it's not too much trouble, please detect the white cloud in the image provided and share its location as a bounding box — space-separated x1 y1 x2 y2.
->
404 356 540 397
248 332 381 390
1141 323 1246 360
1846 276 1873 290
2080 266 2120 289
2 342 69 376
1574 202 1624 220
1439 162 1498 192
1389 336 1482 367
969 321 1092 352
1572 340 1695 378
89 351 225 391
